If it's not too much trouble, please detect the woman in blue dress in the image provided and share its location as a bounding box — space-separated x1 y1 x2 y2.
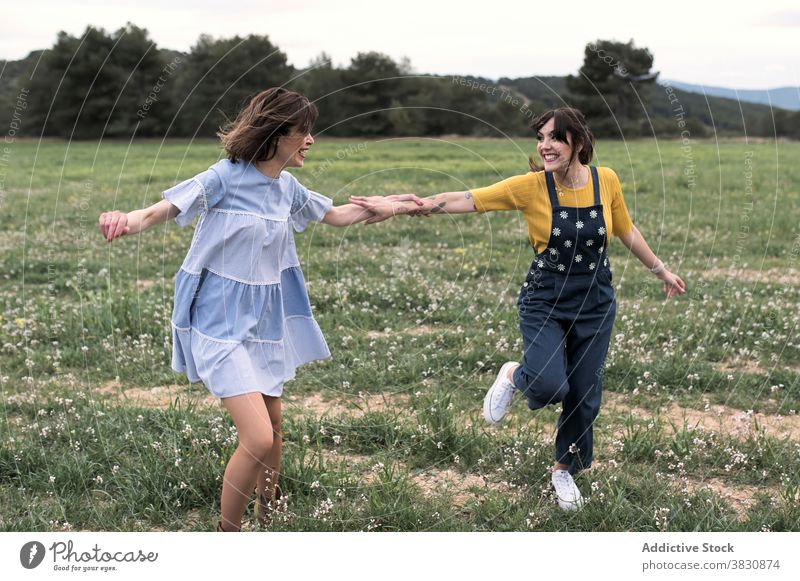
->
98 88 419 531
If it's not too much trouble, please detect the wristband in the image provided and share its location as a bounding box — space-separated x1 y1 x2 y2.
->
650 260 665 274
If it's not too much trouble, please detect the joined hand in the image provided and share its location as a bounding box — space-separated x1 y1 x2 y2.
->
350 194 425 224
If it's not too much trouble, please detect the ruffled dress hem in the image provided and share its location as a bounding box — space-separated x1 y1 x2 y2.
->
170 316 331 398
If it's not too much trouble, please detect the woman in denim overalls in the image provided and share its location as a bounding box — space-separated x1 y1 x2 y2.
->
352 108 686 511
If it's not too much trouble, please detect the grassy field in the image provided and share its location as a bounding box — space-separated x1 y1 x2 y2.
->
1 136 799 532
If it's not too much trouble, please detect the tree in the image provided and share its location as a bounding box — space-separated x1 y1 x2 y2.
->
27 24 170 138
566 39 658 137
173 34 293 136
338 52 402 135
292 53 347 136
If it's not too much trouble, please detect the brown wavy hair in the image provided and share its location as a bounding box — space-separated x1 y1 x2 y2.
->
217 88 318 163
528 108 595 172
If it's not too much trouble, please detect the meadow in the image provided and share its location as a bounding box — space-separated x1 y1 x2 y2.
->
1 136 799 532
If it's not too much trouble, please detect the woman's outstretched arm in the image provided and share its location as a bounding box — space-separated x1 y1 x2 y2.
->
322 194 424 227
350 190 476 224
619 225 686 299
99 200 180 242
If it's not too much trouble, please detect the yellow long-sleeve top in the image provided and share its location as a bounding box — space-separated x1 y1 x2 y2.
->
470 166 634 255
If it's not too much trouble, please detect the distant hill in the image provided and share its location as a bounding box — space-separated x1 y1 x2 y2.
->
664 80 800 112
500 75 783 136
497 76 569 108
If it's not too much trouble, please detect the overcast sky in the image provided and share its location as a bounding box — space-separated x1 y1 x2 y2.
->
2 0 798 90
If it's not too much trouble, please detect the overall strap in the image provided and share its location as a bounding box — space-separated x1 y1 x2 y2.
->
544 171 560 208
590 166 600 205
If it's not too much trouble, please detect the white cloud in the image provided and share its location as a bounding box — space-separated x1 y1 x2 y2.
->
755 10 800 26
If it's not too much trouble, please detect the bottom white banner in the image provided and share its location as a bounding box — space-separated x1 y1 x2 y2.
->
1 532 797 580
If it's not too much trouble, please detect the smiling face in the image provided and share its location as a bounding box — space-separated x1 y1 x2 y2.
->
275 128 314 169
536 117 580 174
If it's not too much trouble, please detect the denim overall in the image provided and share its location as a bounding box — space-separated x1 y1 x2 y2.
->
511 166 616 475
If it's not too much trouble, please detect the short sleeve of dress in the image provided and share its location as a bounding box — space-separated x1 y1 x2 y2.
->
290 177 333 232
162 167 225 228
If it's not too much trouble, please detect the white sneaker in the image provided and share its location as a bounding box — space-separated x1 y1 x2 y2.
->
483 361 518 424
551 469 584 511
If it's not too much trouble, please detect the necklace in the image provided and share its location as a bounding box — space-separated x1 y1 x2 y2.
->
553 166 588 197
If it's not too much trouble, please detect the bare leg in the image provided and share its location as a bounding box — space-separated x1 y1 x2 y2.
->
219 392 275 531
255 395 282 519
506 363 519 383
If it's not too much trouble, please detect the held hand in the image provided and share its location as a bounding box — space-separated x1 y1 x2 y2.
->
363 201 399 225
384 194 424 206
657 269 686 299
351 194 432 222
350 194 423 225
351 194 422 206
362 194 424 206
98 210 130 242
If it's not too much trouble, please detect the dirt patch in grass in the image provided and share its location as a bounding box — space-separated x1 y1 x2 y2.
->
685 477 767 520
347 457 409 486
712 359 766 375
286 392 410 419
366 324 434 340
407 325 433 336
97 380 410 417
98 380 218 409
181 509 202 531
713 359 800 376
702 267 800 287
603 392 800 441
136 279 156 290
410 467 513 508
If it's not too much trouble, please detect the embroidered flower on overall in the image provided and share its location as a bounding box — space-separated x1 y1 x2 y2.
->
560 211 568 219
589 262 596 270
553 227 561 236
598 226 606 235
575 254 583 263
557 264 566 272
586 239 594 247
576 220 584 229
564 240 573 248
590 209 598 219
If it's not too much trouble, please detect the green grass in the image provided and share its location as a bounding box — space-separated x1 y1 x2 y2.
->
1 136 799 531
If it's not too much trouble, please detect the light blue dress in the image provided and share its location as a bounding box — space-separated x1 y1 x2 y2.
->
162 159 333 398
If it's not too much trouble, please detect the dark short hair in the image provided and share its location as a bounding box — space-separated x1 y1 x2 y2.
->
528 108 595 172
217 88 318 163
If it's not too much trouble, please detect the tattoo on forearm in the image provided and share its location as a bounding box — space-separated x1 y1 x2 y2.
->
465 191 475 210
431 202 446 214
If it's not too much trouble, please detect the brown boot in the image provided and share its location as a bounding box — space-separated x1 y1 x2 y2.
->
216 520 239 532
